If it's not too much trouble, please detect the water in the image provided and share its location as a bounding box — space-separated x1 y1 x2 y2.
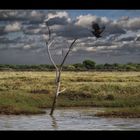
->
0 107 140 130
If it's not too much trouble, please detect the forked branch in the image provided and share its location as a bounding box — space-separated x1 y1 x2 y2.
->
60 38 77 70
45 21 77 115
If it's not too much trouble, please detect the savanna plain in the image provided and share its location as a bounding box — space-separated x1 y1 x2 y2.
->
0 71 140 118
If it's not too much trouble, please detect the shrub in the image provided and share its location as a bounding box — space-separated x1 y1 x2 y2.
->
83 60 96 69
105 94 115 100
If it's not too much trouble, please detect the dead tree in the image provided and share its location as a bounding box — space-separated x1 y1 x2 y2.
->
45 22 77 115
45 21 105 115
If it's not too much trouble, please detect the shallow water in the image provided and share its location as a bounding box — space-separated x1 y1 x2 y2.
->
0 108 140 130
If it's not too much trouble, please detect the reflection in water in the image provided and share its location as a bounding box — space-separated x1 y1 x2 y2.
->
0 108 140 130
4 121 12 129
50 115 58 129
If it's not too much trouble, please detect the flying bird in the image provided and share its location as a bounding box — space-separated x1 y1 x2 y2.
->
91 22 105 38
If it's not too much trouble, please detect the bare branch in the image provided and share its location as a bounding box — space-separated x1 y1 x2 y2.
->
56 38 77 84
46 41 58 71
45 22 58 83
60 38 77 69
57 88 66 96
46 22 51 41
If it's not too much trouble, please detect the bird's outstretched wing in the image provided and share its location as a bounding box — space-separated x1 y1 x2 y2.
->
100 26 105 33
91 22 105 38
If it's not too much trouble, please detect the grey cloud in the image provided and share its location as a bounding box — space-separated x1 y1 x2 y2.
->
0 49 52 65
0 10 20 21
75 14 126 36
22 43 43 50
23 27 48 35
0 42 44 51
136 36 140 41
49 24 93 38
0 10 31 22
45 13 94 38
117 36 135 41
117 43 140 52
56 21 126 39
0 34 46 51
4 22 22 32
72 34 140 57
0 43 24 50
28 20 44 25
101 42 140 56
117 16 140 30
23 25 41 34
0 10 140 65
0 26 7 35
0 10 45 22
103 24 126 36
0 10 127 39
23 23 48 35
115 31 137 42
0 37 16 43
46 17 69 26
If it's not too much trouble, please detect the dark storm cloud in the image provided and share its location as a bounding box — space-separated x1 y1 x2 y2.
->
0 10 131 40
0 10 46 35
46 17 69 26
46 14 127 39
55 24 92 38
45 20 91 38
74 14 127 37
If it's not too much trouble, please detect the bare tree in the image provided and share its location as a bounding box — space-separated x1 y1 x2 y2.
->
45 22 77 115
45 21 105 116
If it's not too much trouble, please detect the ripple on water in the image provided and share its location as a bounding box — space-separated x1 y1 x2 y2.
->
0 108 140 130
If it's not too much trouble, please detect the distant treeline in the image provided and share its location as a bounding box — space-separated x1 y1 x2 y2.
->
0 59 140 71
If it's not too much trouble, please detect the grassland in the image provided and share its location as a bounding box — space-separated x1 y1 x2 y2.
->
0 71 140 117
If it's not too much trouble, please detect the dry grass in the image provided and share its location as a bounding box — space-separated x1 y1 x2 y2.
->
0 71 140 116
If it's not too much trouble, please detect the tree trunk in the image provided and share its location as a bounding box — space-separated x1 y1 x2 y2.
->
50 70 61 115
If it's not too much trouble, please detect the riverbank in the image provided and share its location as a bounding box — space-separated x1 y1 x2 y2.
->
0 71 140 117
95 107 140 118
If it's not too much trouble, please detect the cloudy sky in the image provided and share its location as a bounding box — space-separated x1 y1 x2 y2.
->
0 10 140 64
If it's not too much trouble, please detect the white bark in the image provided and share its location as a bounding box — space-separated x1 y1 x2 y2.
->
46 22 77 115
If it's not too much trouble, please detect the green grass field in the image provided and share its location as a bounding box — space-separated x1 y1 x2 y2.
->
0 71 140 117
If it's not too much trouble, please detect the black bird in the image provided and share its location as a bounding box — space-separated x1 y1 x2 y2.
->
91 22 105 38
